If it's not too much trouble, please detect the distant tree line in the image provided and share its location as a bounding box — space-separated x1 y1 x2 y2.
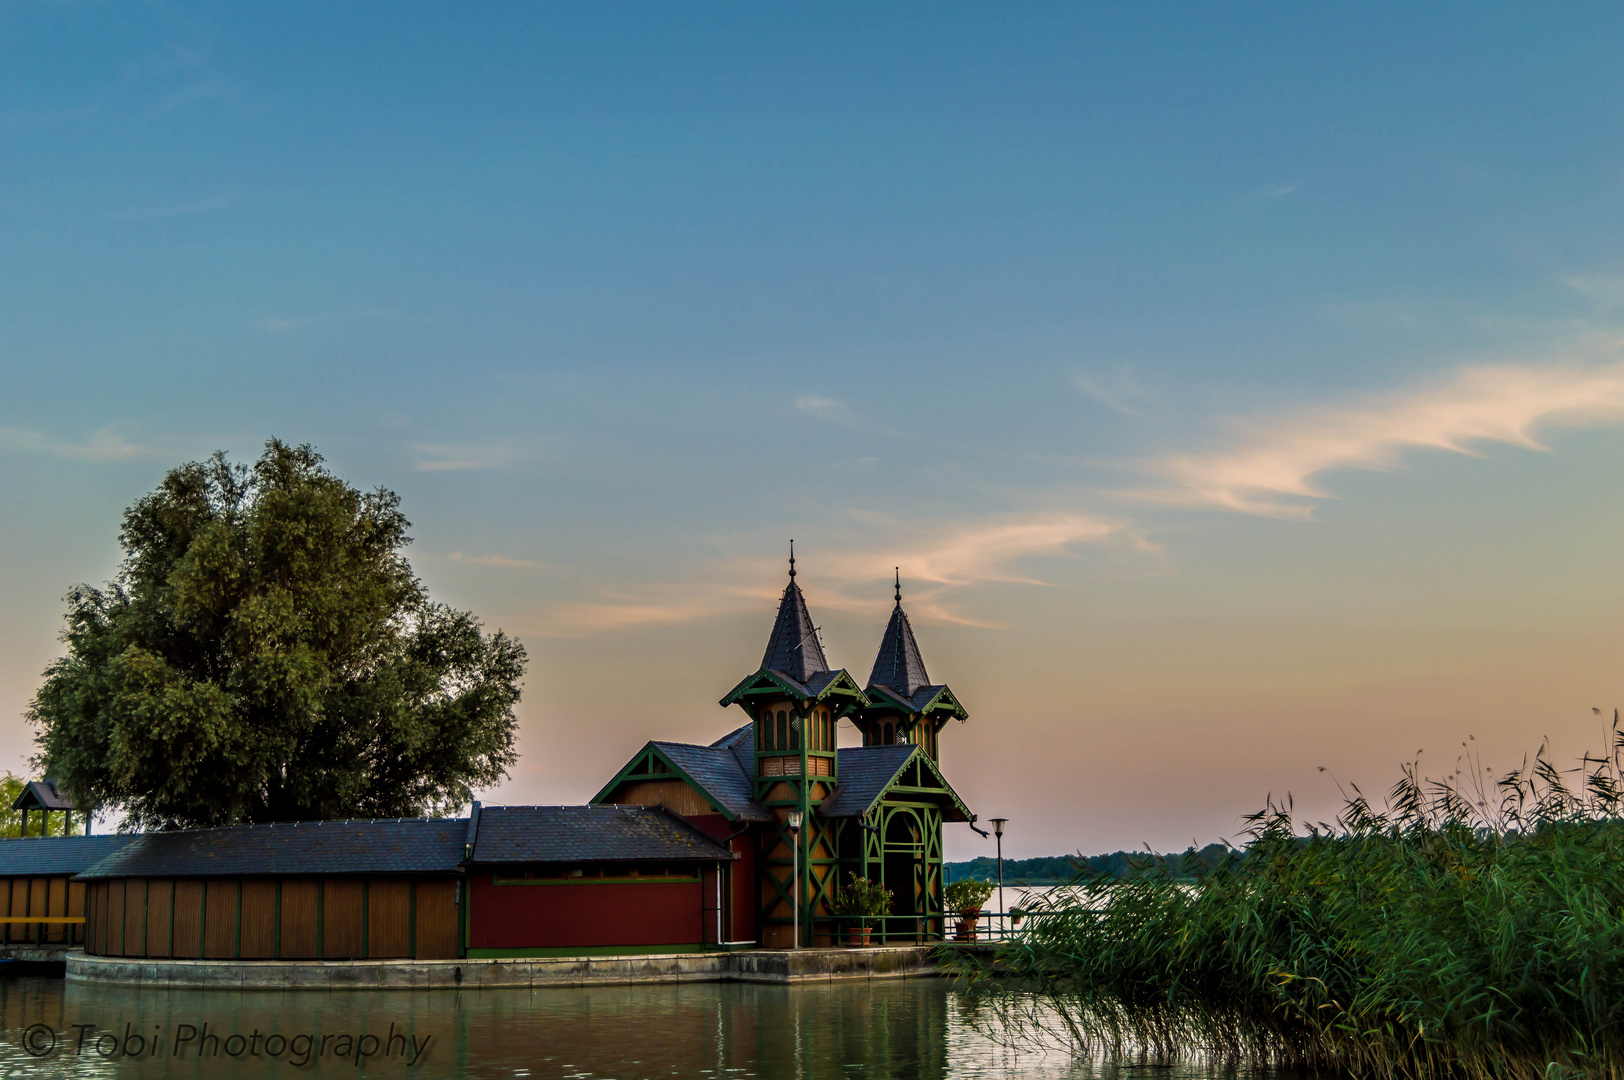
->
945 843 1234 885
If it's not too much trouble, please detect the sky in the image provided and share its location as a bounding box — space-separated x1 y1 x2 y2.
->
4 4 1624 858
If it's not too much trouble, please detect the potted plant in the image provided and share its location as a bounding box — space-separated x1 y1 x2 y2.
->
831 873 892 946
945 878 994 941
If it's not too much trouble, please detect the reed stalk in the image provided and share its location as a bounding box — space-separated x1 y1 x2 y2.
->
956 722 1624 1079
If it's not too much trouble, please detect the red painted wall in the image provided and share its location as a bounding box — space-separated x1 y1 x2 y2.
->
470 874 705 949
678 814 756 944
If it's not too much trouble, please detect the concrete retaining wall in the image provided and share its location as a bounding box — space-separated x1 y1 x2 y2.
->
66 945 946 991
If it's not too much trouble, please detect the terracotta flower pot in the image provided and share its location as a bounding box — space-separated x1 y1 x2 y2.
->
845 926 873 947
954 907 982 941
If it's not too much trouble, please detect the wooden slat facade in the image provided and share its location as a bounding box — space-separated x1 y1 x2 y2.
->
81 877 461 960
0 876 92 947
279 879 319 958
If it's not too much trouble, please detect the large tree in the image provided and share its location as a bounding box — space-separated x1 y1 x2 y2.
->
29 440 526 830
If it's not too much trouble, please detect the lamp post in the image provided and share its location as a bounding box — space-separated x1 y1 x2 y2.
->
990 818 1008 937
787 811 803 949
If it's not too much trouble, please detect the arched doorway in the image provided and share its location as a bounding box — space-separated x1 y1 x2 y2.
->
882 809 921 943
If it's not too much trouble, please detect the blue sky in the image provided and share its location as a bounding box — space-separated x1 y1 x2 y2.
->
6 4 1624 855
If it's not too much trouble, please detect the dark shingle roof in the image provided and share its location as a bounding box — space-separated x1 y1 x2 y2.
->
12 780 75 812
469 806 733 865
868 602 931 698
0 835 138 876
760 577 829 684
819 745 919 818
867 681 952 714
652 739 773 823
76 819 467 879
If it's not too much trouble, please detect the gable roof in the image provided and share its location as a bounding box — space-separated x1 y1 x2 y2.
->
12 780 75 813
868 602 931 698
0 835 138 877
468 806 733 865
819 745 973 822
75 818 467 879
649 739 772 822
718 666 868 709
591 728 773 823
760 576 829 684
864 681 967 721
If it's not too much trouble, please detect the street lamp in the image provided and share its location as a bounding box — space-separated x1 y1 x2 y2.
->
786 811 803 949
990 818 1008 936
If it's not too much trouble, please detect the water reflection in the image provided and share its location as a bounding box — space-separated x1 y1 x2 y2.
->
0 976 1278 1079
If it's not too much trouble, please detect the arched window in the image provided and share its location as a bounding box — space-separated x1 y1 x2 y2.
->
759 714 770 751
883 722 893 745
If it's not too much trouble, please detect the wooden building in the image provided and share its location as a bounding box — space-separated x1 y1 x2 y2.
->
11 779 87 838
463 804 737 957
77 818 465 960
596 558 975 947
0 836 134 948
0 557 978 961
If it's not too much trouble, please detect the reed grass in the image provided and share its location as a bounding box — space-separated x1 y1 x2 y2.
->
957 724 1624 1079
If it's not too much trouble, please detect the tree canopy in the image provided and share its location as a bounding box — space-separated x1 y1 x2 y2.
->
29 440 526 830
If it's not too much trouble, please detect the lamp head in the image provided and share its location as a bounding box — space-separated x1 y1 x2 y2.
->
991 817 1007 838
787 811 803 831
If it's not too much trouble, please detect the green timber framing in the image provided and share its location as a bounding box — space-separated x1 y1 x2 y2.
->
591 745 749 822
830 749 972 944
722 666 867 947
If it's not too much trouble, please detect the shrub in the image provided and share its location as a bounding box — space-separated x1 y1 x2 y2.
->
831 873 893 928
945 877 995 913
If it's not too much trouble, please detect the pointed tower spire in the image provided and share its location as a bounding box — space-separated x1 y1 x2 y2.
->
858 570 967 759
758 542 828 683
868 573 930 697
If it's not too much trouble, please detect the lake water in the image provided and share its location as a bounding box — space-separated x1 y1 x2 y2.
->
0 975 1288 1079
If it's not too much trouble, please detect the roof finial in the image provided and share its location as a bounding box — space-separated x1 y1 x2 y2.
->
788 539 796 580
894 567 902 605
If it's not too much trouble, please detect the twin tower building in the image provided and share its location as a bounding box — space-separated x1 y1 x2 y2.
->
594 552 975 947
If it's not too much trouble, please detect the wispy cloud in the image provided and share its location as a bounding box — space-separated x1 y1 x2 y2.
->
533 512 1146 636
0 427 149 463
1261 183 1297 199
411 441 529 472
1073 372 1155 417
448 551 541 569
107 192 239 221
1139 348 1624 518
794 395 860 425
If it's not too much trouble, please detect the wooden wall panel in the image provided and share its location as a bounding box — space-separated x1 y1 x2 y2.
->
68 881 85 947
79 882 94 952
106 881 125 956
42 878 62 944
145 881 172 958
367 880 411 958
613 779 717 817
414 880 459 959
322 880 364 958
239 881 277 958
203 880 237 958
279 880 318 959
121 880 146 957
172 881 204 958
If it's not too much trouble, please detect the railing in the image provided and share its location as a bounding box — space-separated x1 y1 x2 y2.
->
0 916 86 947
820 910 1043 945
